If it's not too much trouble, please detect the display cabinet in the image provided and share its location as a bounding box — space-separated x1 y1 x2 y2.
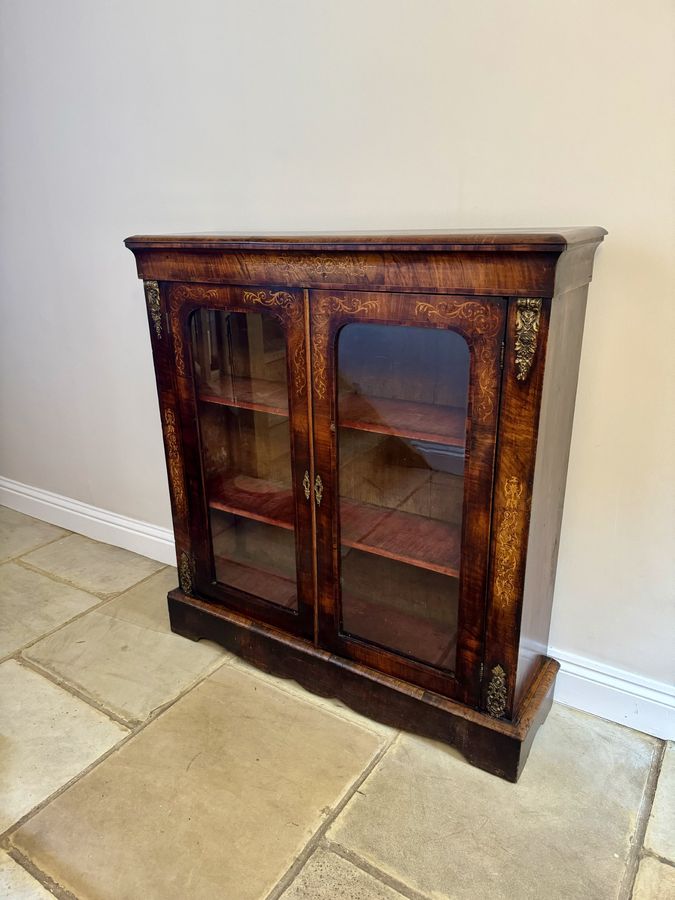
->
126 229 605 781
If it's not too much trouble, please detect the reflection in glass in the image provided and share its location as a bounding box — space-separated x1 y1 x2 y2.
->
337 324 469 670
191 309 297 610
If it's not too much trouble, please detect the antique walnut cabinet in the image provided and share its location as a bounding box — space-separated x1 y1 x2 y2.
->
126 229 605 781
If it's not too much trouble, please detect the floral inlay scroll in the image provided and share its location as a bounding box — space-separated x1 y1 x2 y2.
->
264 253 371 282
243 289 306 396
310 295 380 401
163 408 187 518
493 476 523 608
415 299 503 423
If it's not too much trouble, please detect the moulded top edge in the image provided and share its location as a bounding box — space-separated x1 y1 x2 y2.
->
124 227 607 253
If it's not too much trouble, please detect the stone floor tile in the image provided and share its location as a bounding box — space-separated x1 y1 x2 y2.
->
228 654 397 738
328 704 659 900
0 507 67 564
0 850 54 899
23 568 227 724
281 847 407 899
21 534 163 597
632 857 675 899
10 664 385 900
0 562 100 659
0 660 127 833
644 742 675 861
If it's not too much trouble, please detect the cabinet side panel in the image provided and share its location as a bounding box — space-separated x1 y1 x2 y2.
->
483 298 551 719
141 281 189 574
515 285 589 708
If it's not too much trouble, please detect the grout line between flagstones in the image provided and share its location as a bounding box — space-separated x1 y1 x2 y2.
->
0 598 105 667
3 514 668 900
0 527 73 564
2 648 394 899
325 840 432 900
264 733 401 900
2 583 139 667
0 562 172 667
640 849 675 869
15 655 136 729
6 845 78 900
0 651 232 847
17 642 231 732
1 517 411 896
13 554 166 602
618 738 667 900
0 651 231 897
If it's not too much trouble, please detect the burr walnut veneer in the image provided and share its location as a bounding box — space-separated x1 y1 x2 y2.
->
126 229 605 781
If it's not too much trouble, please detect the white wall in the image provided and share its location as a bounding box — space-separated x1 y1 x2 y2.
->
1 1 673 728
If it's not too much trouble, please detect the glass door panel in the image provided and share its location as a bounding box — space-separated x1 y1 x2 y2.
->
337 323 470 671
190 308 298 611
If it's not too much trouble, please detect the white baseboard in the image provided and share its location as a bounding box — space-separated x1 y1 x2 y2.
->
0 476 176 566
1 475 673 740
551 647 675 740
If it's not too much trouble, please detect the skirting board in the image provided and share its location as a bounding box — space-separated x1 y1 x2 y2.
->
550 647 674 741
0 476 175 566
1 474 673 740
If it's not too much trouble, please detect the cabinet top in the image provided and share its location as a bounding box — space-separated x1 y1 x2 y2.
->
125 227 606 253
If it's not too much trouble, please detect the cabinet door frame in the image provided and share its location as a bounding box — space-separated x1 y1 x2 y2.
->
310 290 506 704
166 282 315 639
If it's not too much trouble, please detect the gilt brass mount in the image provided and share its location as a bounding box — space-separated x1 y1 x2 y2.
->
514 298 542 381
144 280 162 339
178 551 194 594
486 665 508 718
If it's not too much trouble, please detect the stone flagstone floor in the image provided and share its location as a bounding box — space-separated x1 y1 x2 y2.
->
0 504 673 899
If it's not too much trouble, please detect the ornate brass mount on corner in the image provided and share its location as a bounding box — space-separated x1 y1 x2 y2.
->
486 664 508 718
178 551 194 594
514 298 542 381
144 280 162 339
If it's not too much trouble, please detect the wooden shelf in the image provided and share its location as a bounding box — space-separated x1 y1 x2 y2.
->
214 554 296 609
208 475 294 530
342 591 456 669
198 375 288 416
339 392 466 448
208 475 460 576
341 499 460 577
198 380 465 448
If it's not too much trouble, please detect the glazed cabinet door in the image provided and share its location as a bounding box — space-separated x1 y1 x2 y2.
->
167 284 314 638
310 291 506 703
